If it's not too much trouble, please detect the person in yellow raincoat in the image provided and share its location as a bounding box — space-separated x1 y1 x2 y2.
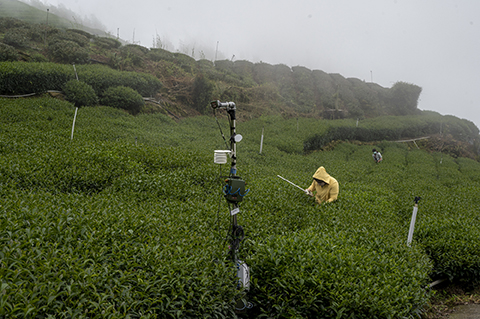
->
304 166 339 204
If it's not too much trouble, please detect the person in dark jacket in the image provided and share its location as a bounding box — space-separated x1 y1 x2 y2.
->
372 149 383 163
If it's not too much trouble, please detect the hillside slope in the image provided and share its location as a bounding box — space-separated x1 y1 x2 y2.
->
1 5 422 120
1 4 479 160
0 0 109 36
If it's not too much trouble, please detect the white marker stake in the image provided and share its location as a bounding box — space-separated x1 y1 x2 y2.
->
259 127 264 154
407 204 418 247
71 107 78 140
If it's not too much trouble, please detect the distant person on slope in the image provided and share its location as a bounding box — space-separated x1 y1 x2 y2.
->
304 166 339 204
372 149 383 163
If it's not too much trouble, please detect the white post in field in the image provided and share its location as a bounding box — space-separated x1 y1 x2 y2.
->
259 127 264 154
407 205 417 246
70 63 79 140
407 197 421 246
71 107 78 140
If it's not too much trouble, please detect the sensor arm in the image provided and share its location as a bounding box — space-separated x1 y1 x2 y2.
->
211 100 238 176
211 100 236 110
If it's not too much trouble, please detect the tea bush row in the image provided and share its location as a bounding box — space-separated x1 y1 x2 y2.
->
0 99 242 316
0 62 72 94
303 113 479 152
303 115 479 151
0 190 241 318
48 40 90 64
248 229 431 318
0 62 162 97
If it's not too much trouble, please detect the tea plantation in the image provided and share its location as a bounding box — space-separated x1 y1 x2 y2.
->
1 97 480 318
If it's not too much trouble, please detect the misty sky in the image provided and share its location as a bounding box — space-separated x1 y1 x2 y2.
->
37 0 480 129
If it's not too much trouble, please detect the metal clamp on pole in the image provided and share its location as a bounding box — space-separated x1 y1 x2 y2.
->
210 100 236 110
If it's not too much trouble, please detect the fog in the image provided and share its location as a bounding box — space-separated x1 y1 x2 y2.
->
28 0 480 129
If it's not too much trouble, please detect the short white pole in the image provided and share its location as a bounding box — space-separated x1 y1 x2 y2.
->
70 63 79 141
407 204 418 246
73 63 78 81
259 127 264 154
71 107 78 140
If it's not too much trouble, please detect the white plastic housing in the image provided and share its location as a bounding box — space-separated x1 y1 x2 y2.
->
214 150 231 164
237 260 250 290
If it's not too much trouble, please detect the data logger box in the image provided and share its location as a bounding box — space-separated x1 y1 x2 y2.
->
224 177 246 203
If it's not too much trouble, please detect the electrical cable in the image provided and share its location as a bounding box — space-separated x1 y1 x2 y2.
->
223 184 250 197
215 165 224 238
235 300 248 311
213 109 230 150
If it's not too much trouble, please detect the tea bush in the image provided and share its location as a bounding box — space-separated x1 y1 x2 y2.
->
100 86 145 115
146 48 175 62
303 113 479 153
0 62 73 94
48 40 90 64
248 229 431 318
77 64 162 97
62 80 98 107
117 44 148 67
48 30 90 48
28 53 48 63
93 36 122 49
0 191 242 318
0 17 28 32
192 74 214 113
0 43 18 62
2 27 29 47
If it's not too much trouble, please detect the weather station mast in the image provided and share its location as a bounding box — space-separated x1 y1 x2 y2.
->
210 100 252 312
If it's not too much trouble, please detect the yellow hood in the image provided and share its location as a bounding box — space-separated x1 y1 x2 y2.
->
312 166 332 184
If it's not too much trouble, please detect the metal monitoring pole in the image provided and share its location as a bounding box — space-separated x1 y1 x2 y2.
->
211 101 246 258
211 100 251 312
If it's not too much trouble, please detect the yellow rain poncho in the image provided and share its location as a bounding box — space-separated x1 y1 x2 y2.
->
307 166 339 204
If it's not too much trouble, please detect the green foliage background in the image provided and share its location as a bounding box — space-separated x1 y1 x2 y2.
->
1 97 480 317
